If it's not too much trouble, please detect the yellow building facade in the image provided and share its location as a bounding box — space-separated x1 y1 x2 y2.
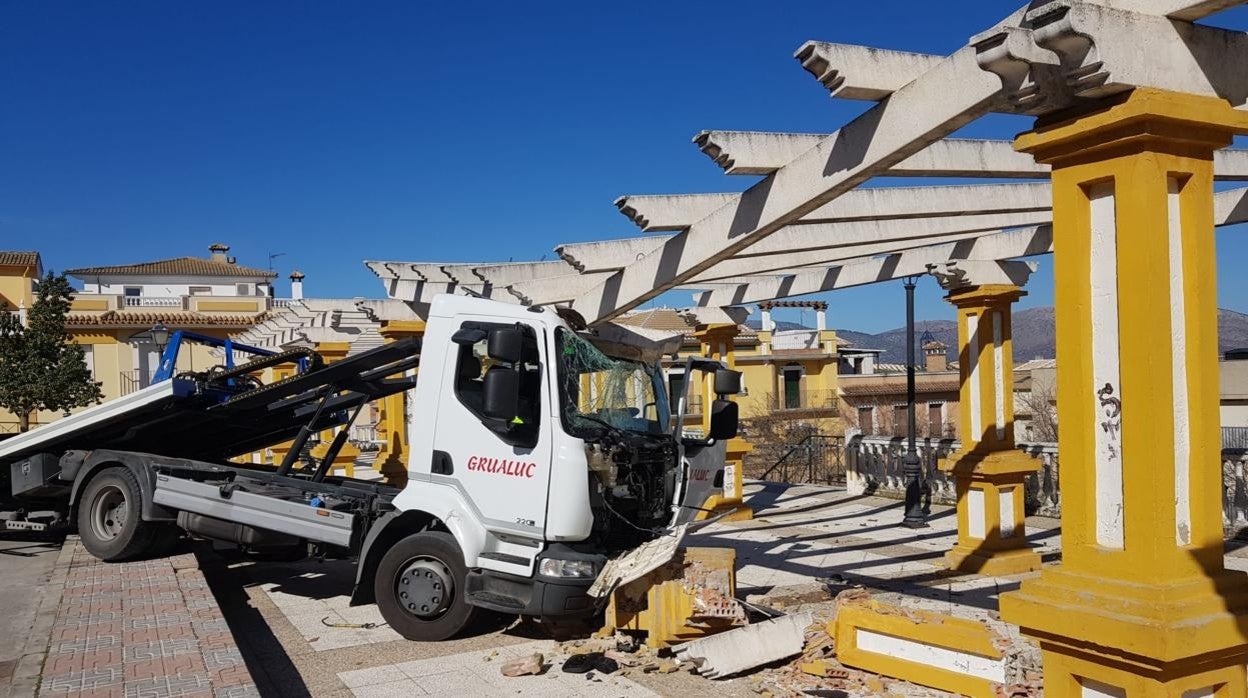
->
0 246 277 433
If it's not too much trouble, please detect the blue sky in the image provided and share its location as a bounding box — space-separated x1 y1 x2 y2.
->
2 2 1246 332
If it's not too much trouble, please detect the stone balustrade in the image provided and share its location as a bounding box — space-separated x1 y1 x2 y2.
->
841 436 1248 530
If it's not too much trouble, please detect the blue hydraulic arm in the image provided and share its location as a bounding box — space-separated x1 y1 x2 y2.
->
153 330 292 383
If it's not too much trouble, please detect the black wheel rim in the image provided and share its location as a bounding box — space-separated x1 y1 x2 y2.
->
395 556 454 620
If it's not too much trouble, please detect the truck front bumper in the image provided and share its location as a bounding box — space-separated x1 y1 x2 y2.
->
465 545 606 617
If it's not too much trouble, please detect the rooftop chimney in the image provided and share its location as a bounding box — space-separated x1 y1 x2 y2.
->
290 269 305 300
208 243 230 263
923 340 949 372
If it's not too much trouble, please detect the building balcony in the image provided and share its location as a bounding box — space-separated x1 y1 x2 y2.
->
72 293 294 314
770 388 839 413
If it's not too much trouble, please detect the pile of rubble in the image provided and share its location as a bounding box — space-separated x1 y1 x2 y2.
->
495 578 1044 697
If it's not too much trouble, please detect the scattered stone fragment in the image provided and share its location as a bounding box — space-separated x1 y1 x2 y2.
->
500 653 545 677
656 660 680 674
673 611 814 679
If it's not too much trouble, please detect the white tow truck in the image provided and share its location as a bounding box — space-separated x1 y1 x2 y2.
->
0 295 742 641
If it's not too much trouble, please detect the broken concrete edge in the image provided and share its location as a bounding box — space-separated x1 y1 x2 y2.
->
587 524 688 598
833 593 1041 698
10 534 75 696
671 611 815 679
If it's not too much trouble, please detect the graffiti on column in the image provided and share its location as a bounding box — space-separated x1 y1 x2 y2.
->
1097 383 1122 462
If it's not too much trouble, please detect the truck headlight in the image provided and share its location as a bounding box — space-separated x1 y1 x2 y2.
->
539 558 596 579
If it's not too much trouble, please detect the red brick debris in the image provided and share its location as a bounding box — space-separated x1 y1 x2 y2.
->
38 539 258 698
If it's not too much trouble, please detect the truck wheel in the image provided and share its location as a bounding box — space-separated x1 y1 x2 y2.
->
374 531 477 641
77 467 164 561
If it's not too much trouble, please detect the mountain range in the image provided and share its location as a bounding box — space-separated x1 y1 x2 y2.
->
750 307 1248 364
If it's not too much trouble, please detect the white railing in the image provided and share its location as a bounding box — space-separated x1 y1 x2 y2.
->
770 330 820 350
349 423 384 450
123 296 185 308
844 436 1060 515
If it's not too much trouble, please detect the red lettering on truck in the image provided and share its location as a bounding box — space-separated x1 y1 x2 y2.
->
465 455 537 478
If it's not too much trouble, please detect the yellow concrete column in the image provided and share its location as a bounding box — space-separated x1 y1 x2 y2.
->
1000 88 1248 696
939 284 1041 576
309 341 356 477
692 323 753 522
375 320 425 488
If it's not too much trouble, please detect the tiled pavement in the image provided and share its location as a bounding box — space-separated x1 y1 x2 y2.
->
338 640 659 697
196 482 1248 696
37 538 258 698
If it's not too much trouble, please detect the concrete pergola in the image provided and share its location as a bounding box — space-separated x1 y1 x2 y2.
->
367 2 1248 693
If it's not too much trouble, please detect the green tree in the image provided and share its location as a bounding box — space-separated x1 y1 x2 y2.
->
0 272 103 431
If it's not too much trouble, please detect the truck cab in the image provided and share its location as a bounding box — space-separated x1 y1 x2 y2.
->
359 295 741 640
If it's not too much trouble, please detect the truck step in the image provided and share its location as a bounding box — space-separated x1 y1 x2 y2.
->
466 591 526 612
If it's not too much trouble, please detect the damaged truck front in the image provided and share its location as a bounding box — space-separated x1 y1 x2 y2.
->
358 296 742 640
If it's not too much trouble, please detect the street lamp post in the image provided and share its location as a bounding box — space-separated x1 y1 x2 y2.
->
901 277 928 528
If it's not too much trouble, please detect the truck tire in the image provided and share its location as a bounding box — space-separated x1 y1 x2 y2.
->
374 531 477 641
77 467 167 561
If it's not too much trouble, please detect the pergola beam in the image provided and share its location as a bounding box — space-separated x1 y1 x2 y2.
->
615 183 1051 232
694 131 1248 179
690 225 1053 306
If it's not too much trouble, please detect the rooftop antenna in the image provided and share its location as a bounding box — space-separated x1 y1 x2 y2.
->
267 252 287 271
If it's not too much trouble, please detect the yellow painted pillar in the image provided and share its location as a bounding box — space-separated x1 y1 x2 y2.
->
309 341 357 477
1000 88 1248 696
375 320 425 488
692 323 753 522
937 283 1041 576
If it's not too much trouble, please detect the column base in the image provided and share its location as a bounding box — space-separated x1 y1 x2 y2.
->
695 495 753 522
945 543 1042 576
1002 568 1248 695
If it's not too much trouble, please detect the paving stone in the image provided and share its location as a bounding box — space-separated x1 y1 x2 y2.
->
36 540 257 698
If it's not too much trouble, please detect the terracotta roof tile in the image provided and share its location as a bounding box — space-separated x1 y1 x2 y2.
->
839 377 961 397
0 251 42 268
66 310 268 328
66 256 277 279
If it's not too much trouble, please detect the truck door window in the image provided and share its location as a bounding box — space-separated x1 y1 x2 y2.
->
453 322 541 448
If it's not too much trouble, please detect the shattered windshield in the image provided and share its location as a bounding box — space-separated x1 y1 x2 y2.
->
555 329 670 436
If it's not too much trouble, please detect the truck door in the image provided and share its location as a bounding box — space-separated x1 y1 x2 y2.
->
432 320 552 537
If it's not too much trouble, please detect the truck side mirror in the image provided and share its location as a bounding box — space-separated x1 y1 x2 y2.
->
488 328 523 364
709 399 739 440
482 367 519 421
714 369 742 396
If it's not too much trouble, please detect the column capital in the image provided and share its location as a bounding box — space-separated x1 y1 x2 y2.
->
945 284 1028 308
314 341 351 360
926 260 1036 294
1016 87 1248 166
378 320 426 340
691 322 739 343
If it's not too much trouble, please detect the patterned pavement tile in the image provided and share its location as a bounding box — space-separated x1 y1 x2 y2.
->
36 540 260 698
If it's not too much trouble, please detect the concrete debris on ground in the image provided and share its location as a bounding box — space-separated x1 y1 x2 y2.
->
499 652 545 677
672 611 815 679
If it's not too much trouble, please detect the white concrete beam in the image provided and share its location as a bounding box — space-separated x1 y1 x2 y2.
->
556 236 670 273
732 210 1052 258
614 193 738 232
690 225 1053 306
465 261 572 285
617 183 1051 231
794 42 944 101
505 272 613 306
688 232 994 282
1019 2 1248 106
694 132 1248 180
1218 187 1248 225
1091 0 1246 21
